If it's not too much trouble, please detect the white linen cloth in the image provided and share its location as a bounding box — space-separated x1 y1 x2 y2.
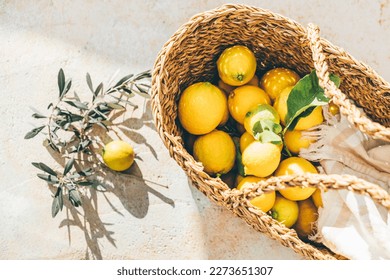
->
299 107 390 259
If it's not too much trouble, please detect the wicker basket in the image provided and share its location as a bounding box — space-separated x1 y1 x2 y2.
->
151 4 390 260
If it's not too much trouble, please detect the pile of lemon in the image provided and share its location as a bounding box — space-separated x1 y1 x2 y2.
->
178 45 336 241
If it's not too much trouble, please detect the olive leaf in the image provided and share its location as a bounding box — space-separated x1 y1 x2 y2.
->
32 162 57 176
24 126 45 139
63 158 75 175
51 187 63 218
27 68 151 218
69 189 82 207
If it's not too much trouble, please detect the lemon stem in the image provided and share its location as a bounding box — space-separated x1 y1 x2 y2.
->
236 74 244 81
271 211 278 220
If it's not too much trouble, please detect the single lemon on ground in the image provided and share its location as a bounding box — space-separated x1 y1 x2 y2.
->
239 131 255 153
193 130 236 175
293 198 318 241
270 194 299 228
237 176 276 212
217 45 257 86
244 104 280 136
102 140 135 171
242 141 281 177
274 86 324 129
284 130 314 155
178 82 227 135
311 189 323 208
275 157 318 201
228 85 271 124
260 67 300 101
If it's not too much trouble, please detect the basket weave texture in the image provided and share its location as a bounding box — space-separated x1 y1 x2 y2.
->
151 4 390 260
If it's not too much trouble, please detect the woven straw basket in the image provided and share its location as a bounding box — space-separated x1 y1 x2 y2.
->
151 4 390 259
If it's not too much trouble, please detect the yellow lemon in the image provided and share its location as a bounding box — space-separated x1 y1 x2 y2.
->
275 157 318 201
270 194 299 228
193 130 236 175
102 140 135 171
328 101 340 116
293 198 318 241
217 45 257 86
283 130 314 155
239 132 255 153
274 86 324 129
218 75 259 95
235 174 245 185
178 82 227 135
244 104 280 136
236 176 276 213
260 67 300 101
311 189 323 208
228 85 271 124
242 141 281 177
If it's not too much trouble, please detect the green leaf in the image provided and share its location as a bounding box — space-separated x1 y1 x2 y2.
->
58 68 65 96
107 102 125 110
114 74 134 88
78 168 94 177
63 158 75 175
252 119 282 140
32 113 46 119
86 73 94 93
25 126 45 139
94 82 103 97
233 137 245 177
257 130 282 145
32 162 57 176
51 187 63 218
77 180 94 186
68 189 82 207
284 70 340 132
37 173 59 184
65 100 89 110
60 79 72 99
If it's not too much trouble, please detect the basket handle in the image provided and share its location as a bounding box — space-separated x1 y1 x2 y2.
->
224 173 390 211
307 23 390 142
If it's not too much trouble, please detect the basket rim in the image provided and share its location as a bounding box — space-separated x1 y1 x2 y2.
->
150 3 390 260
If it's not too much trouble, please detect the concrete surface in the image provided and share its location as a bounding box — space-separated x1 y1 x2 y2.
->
1 0 389 260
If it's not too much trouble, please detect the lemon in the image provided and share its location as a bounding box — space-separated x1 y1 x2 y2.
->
284 130 314 155
270 194 299 228
311 189 323 208
328 101 340 116
218 75 259 95
102 140 135 171
178 82 227 135
218 79 235 95
239 132 255 153
275 157 318 201
293 198 318 241
274 86 324 129
235 174 245 185
217 45 257 86
260 67 300 101
244 104 280 136
228 85 271 124
242 141 281 177
237 176 276 212
193 130 236 175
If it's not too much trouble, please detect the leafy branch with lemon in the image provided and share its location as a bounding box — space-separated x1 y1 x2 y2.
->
178 44 340 241
25 69 151 217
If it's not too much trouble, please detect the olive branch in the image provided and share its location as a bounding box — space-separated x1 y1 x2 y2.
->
25 69 151 217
